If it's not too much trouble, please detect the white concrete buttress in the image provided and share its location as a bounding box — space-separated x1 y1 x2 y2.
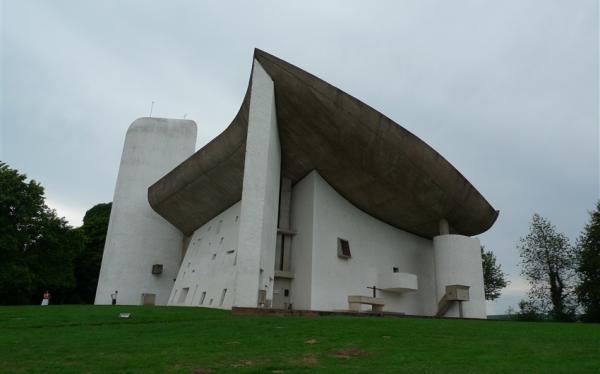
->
233 60 281 307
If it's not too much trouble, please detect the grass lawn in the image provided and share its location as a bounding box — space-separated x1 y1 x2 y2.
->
1 305 599 373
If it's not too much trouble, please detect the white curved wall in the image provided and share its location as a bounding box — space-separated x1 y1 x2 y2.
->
291 171 438 315
168 201 241 308
433 235 486 319
95 117 197 305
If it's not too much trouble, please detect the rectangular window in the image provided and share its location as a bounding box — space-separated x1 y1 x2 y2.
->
199 291 206 305
178 287 189 304
219 288 227 306
337 238 351 258
393 267 399 273
151 264 163 274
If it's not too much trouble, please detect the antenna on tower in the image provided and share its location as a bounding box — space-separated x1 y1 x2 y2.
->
149 101 155 117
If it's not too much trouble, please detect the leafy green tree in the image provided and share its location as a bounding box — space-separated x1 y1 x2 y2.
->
72 203 112 303
518 214 576 321
0 162 83 305
576 201 600 322
481 246 508 300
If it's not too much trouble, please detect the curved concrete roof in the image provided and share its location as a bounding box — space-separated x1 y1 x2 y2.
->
148 49 498 239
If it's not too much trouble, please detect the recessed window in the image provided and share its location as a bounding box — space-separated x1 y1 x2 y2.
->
393 267 399 273
337 238 351 259
178 287 189 304
219 288 227 306
226 249 235 254
284 289 289 297
199 291 206 305
220 237 224 244
235 215 239 223
212 253 217 260
151 264 163 274
209 298 213 305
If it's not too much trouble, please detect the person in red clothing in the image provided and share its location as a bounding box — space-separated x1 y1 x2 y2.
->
41 291 50 306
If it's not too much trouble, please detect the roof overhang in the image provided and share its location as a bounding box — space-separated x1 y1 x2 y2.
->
148 49 498 238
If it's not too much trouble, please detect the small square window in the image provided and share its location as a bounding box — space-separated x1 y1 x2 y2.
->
337 238 351 259
393 267 399 273
151 264 163 274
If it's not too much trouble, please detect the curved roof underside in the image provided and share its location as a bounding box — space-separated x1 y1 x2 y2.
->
148 49 498 239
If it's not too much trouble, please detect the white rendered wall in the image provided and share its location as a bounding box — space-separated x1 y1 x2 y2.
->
290 171 438 315
288 173 316 310
168 202 241 309
233 60 281 307
95 118 197 305
433 235 487 319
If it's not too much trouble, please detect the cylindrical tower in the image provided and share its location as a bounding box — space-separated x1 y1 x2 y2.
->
95 117 197 305
433 234 486 318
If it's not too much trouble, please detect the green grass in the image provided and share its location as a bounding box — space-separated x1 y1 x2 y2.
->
1 306 599 373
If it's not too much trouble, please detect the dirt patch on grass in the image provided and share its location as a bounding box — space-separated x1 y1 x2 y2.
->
289 352 319 366
191 369 210 374
330 348 369 359
230 358 271 368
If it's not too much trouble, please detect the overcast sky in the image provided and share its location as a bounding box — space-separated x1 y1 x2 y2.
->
2 0 598 314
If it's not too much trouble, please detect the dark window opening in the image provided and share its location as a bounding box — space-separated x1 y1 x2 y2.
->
284 289 289 297
393 267 399 273
152 264 163 274
337 238 351 258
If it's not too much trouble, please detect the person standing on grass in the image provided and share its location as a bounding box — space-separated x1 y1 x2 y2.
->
111 290 118 305
41 291 50 306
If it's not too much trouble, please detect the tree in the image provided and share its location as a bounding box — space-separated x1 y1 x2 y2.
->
576 200 600 322
481 246 508 301
72 203 112 304
518 214 576 321
0 162 83 304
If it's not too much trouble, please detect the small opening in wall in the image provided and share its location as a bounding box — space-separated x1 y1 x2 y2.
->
220 237 224 244
393 267 399 273
284 289 289 297
226 249 235 254
209 298 213 305
219 288 227 306
178 287 189 304
337 238 351 259
235 215 239 223
199 291 206 305
212 253 217 260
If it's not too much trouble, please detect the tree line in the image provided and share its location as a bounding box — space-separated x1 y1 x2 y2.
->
0 162 111 305
513 208 600 322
